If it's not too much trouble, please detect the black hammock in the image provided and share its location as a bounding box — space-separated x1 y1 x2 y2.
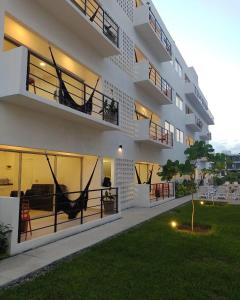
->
45 154 99 220
49 46 99 114
135 165 154 185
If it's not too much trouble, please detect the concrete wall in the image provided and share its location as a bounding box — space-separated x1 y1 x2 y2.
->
0 0 214 211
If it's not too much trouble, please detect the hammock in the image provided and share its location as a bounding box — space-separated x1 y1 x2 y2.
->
135 166 142 184
45 154 99 220
146 165 154 185
49 46 99 114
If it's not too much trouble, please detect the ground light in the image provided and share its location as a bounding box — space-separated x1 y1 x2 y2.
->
200 201 205 205
170 221 177 229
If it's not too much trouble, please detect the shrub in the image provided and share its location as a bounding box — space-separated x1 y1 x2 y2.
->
0 223 11 254
175 181 196 198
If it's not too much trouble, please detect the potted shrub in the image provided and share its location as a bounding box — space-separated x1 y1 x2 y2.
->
0 223 11 257
103 190 115 213
100 100 118 124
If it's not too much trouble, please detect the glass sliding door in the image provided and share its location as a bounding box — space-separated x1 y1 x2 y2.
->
21 153 55 213
56 156 82 200
0 151 20 197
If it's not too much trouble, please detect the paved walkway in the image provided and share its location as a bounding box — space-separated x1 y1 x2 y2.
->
0 196 191 287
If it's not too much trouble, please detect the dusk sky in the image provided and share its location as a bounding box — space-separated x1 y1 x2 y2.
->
152 0 240 154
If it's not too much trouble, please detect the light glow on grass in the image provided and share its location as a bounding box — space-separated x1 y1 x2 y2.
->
170 221 178 229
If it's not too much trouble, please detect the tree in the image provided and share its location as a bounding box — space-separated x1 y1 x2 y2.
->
211 153 231 176
183 141 215 231
158 160 180 182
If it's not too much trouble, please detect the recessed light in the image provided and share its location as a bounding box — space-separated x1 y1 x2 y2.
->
40 62 46 67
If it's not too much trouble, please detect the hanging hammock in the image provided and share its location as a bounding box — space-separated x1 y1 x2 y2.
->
45 154 99 220
49 46 99 115
146 165 154 185
135 166 142 184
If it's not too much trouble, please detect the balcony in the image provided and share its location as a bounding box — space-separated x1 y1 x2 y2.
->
0 47 119 130
185 82 214 125
134 61 172 105
186 113 203 132
200 131 212 141
134 6 172 62
134 119 173 149
135 183 175 208
35 0 120 57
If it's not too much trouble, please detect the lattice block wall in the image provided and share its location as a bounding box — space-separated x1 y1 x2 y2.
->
116 0 134 22
110 29 134 78
115 158 135 210
104 80 134 136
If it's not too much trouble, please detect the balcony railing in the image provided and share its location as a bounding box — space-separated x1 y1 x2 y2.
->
195 116 203 129
149 121 173 147
18 187 118 243
71 0 119 47
149 63 172 101
148 8 172 57
135 111 173 147
150 182 175 202
26 51 119 125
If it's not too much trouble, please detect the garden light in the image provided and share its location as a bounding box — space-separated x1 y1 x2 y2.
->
171 221 177 229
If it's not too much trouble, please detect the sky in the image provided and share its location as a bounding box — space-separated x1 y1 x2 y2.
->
152 0 240 154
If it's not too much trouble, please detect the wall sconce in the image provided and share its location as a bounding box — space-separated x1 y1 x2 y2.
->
118 145 123 153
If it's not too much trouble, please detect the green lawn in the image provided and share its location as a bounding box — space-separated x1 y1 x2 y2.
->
1 202 240 300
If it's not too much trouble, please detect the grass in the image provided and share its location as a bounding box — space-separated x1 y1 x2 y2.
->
1 202 240 300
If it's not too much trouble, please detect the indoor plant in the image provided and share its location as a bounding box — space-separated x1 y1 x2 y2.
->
103 189 115 213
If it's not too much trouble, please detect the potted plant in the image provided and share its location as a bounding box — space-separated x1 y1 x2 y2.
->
100 100 118 124
0 223 11 257
103 189 115 213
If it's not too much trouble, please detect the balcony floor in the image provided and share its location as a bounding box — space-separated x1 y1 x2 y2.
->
135 23 171 62
135 80 172 105
20 208 115 242
0 92 119 131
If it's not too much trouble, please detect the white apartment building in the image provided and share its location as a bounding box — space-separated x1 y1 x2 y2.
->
0 0 214 254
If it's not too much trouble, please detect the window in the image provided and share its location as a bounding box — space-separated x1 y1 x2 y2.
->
175 59 182 77
185 105 192 115
176 129 184 143
165 121 174 134
185 74 190 83
186 136 194 146
176 94 183 111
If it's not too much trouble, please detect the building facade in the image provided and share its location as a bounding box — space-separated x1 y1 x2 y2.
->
0 0 214 254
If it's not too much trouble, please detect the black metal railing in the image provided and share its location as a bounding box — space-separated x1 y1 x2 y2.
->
135 110 173 147
195 116 203 129
148 8 171 57
26 51 119 125
18 187 118 243
135 110 148 121
71 0 119 47
150 182 175 202
149 63 172 101
149 121 173 147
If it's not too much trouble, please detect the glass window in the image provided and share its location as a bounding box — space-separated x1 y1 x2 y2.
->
176 94 183 111
102 158 113 187
165 121 174 134
135 163 149 184
0 151 20 197
175 59 182 77
57 156 82 200
176 129 184 143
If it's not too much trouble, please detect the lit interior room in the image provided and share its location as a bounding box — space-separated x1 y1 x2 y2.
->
0 145 116 242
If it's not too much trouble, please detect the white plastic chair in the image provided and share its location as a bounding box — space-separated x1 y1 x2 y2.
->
216 186 229 200
198 186 210 199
